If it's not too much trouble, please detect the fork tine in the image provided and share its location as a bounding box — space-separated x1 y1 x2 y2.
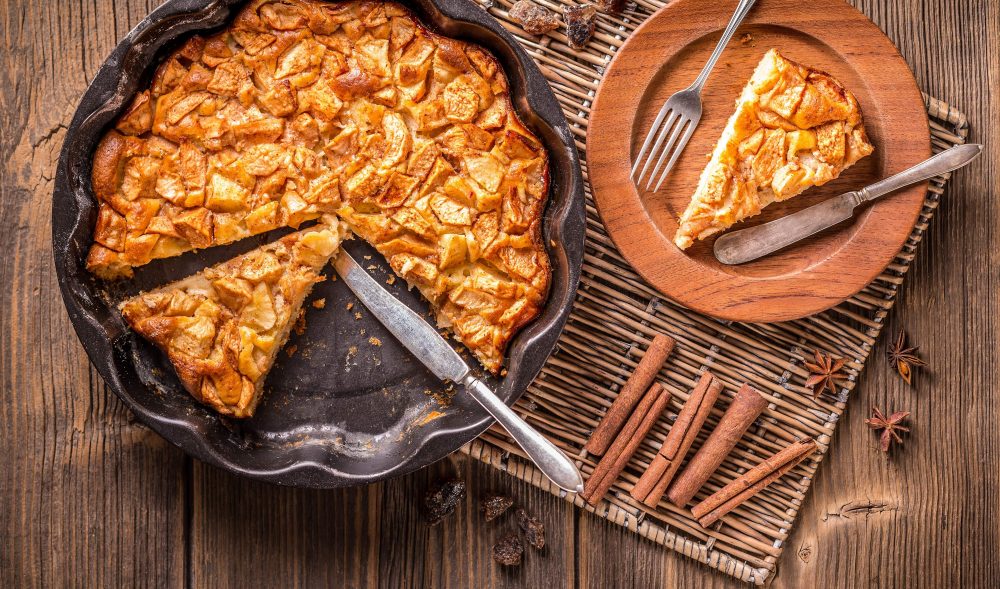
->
634 110 678 186
643 115 689 191
631 103 672 180
652 120 697 191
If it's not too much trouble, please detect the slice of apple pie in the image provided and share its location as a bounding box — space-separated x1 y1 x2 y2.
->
119 218 345 417
674 49 874 250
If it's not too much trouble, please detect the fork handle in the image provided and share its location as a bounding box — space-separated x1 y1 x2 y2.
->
691 0 757 92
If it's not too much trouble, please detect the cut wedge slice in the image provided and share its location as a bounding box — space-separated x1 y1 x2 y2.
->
674 49 874 250
120 217 346 418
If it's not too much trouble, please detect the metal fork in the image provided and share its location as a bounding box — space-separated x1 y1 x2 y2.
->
631 0 758 192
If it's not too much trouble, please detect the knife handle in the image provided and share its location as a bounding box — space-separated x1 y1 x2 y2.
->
462 375 584 493
858 144 982 203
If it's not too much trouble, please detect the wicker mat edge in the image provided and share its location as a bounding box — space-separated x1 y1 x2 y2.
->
457 0 970 583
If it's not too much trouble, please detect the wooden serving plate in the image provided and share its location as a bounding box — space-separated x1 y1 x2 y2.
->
587 0 930 322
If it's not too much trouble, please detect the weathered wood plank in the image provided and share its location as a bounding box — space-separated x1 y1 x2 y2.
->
188 453 575 587
0 0 186 587
1 0 996 587
189 462 381 587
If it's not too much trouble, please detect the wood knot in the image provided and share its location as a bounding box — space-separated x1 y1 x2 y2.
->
822 500 898 521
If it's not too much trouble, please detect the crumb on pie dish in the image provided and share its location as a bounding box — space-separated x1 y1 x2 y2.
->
119 217 346 418
91 0 552 387
674 48 875 250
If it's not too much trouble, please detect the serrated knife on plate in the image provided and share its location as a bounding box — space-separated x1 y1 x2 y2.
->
334 251 584 493
714 144 982 265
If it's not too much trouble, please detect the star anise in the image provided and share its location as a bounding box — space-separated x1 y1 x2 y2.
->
804 350 846 399
865 407 910 453
887 329 927 385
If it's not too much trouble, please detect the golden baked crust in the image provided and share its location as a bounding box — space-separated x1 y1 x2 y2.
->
92 0 551 373
674 49 874 250
120 218 346 418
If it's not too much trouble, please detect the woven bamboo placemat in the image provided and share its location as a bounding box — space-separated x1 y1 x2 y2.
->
458 0 970 584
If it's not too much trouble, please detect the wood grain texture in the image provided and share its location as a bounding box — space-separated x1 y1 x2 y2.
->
1 0 997 588
0 1 186 587
189 454 575 588
588 0 931 323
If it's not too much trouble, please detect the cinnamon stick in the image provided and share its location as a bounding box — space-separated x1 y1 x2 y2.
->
667 384 768 508
585 334 675 456
692 438 817 527
582 383 671 505
631 371 722 507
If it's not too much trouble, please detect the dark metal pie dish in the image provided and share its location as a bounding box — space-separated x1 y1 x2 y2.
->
52 0 585 488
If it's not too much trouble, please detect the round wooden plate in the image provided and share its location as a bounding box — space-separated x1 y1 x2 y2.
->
587 0 930 322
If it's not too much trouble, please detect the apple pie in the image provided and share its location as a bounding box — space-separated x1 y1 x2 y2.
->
91 0 551 374
119 218 346 418
674 49 874 250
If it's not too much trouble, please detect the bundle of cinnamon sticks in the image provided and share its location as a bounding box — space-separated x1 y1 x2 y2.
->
581 382 671 504
691 438 817 527
630 371 724 507
580 338 817 526
581 334 674 505
664 382 769 508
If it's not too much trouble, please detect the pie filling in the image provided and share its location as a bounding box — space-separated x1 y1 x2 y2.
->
91 0 552 383
674 49 875 250
120 218 346 418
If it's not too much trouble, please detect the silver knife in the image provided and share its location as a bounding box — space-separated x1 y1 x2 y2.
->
714 144 983 265
333 251 584 493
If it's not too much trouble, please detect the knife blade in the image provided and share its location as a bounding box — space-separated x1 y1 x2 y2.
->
714 144 982 265
333 249 469 383
713 193 857 265
333 251 584 492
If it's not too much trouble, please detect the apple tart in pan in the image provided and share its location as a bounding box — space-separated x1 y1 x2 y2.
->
91 0 552 415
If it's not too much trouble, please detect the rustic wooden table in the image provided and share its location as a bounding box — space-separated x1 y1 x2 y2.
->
3 0 996 587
